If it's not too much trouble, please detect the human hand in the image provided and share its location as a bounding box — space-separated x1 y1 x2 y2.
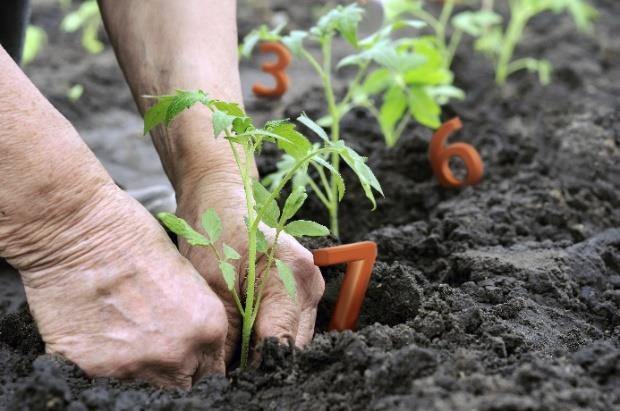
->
175 173 326 363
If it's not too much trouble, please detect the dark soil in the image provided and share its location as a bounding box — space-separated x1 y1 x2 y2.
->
1 0 619 410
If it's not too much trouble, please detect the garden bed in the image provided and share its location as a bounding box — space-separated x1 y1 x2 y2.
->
0 0 619 409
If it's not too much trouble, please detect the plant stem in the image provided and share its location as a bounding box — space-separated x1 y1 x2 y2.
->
320 37 341 238
250 229 282 327
238 143 258 369
445 28 462 68
496 4 529 85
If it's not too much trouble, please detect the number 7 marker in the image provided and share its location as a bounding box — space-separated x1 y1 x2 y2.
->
312 241 378 331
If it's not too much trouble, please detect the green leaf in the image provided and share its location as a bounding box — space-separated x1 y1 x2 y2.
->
382 0 422 21
223 244 241 260
219 261 237 291
282 31 308 57
339 146 383 208
211 100 245 117
275 260 297 302
408 86 441 129
311 155 346 201
22 25 47 65
253 180 280 228
165 90 210 125
427 85 465 105
256 228 269 253
362 68 393 95
212 110 235 137
265 120 313 159
379 85 408 146
297 113 330 142
285 220 330 237
201 209 222 243
282 187 308 223
157 212 210 246
452 11 502 37
311 4 364 47
143 96 173 135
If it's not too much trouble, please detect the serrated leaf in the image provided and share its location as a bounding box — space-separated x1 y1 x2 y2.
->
223 244 241 260
312 4 364 47
265 120 312 159
282 187 308 223
158 212 210 246
311 155 346 201
297 113 330 142
212 110 235 137
211 100 245 117
408 86 441 129
362 68 393 95
339 146 383 208
285 220 330 237
253 180 280 228
143 96 174 135
219 261 237 291
201 209 222 243
282 31 308 57
382 0 423 21
275 260 297 302
165 90 210 125
379 85 408 146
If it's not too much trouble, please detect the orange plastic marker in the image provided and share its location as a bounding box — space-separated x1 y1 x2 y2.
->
252 42 291 98
312 241 377 331
428 117 484 187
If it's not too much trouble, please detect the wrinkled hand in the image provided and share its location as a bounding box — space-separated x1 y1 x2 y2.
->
176 175 325 362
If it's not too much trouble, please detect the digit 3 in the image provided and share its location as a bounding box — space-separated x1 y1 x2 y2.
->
252 42 292 98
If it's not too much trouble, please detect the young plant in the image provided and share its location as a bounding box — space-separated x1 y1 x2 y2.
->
473 0 597 84
242 2 458 235
22 25 47 65
61 0 104 54
382 0 502 69
143 90 382 368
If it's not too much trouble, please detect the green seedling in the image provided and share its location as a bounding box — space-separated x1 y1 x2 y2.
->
143 90 381 368
242 2 456 235
473 0 597 84
383 0 502 69
61 0 104 54
22 25 47 65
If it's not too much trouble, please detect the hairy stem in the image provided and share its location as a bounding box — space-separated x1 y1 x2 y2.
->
320 37 341 238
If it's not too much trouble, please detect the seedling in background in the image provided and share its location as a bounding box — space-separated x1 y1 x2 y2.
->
242 2 457 235
143 90 381 368
22 25 47 65
473 0 597 84
61 0 105 54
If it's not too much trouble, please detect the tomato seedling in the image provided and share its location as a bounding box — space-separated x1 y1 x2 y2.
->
475 0 597 84
143 90 382 368
242 2 459 235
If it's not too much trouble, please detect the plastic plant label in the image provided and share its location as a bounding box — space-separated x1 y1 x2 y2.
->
252 42 291 98
428 117 484 187
313 241 377 331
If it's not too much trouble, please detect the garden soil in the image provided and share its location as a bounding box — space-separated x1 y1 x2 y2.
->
1 0 619 410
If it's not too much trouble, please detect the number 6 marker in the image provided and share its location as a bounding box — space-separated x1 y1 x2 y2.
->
252 42 291 98
313 241 377 331
429 117 484 187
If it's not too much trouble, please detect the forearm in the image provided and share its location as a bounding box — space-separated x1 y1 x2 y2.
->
98 0 252 194
0 47 113 266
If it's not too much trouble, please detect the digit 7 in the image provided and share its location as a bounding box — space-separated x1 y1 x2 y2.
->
252 42 291 98
428 117 484 187
313 241 377 331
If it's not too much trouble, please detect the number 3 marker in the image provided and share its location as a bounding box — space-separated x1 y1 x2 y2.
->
313 241 377 331
429 117 484 187
252 42 291 98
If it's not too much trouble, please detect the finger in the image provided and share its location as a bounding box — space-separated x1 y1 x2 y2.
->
253 267 301 345
295 305 318 347
181 244 241 363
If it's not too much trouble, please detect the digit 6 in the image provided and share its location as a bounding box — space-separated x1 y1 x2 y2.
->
428 117 484 187
252 42 291 98
313 242 377 331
